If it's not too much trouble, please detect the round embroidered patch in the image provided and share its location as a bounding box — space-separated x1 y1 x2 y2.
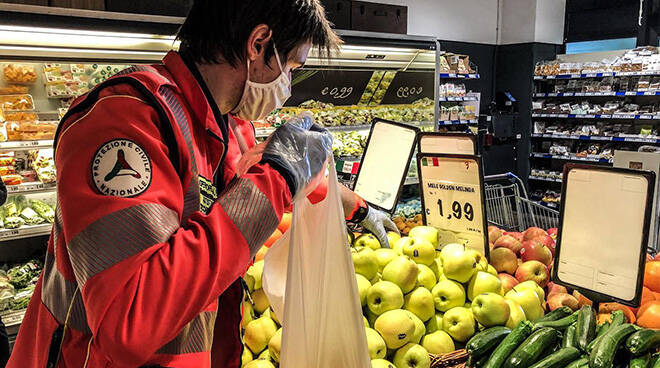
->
91 139 152 197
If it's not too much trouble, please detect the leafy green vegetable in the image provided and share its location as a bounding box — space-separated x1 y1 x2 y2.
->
10 285 34 310
20 207 45 225
3 216 24 229
29 199 55 223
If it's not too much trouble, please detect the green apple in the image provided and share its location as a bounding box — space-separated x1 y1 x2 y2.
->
487 265 498 276
356 233 382 250
440 243 465 259
370 272 382 284
405 310 426 344
246 260 264 290
441 245 477 283
421 330 455 355
352 247 379 280
382 256 419 294
258 349 271 361
368 281 404 315
375 309 415 349
244 274 255 293
267 328 282 362
252 288 270 314
357 274 372 306
393 237 409 254
268 308 280 326
429 258 444 280
387 232 402 248
505 299 527 329
431 280 466 312
367 308 379 327
365 327 387 359
244 359 275 368
467 249 489 273
244 316 278 354
371 359 395 368
467 271 503 300
242 346 253 365
416 264 437 290
442 307 476 342
242 301 256 328
516 280 545 305
363 316 370 327
505 287 544 321
425 313 444 333
471 292 510 327
404 287 434 322
393 343 431 368
401 237 436 266
374 248 398 273
409 226 439 249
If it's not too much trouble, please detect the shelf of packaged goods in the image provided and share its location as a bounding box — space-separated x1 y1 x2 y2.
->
439 73 480 79
0 140 53 151
0 223 51 241
531 133 660 144
534 91 660 97
1 309 26 328
438 96 478 102
532 113 660 120
6 182 56 194
530 152 613 164
534 71 660 80
529 175 562 183
404 177 419 186
438 119 478 126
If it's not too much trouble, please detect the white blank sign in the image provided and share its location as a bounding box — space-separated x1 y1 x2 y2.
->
419 134 475 155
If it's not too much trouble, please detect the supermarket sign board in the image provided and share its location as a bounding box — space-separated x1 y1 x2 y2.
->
285 69 374 106
417 153 489 257
380 71 435 105
554 164 655 307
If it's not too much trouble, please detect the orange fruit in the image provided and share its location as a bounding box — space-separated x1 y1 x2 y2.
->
644 261 660 293
277 213 292 233
599 303 636 324
573 290 593 308
636 301 660 329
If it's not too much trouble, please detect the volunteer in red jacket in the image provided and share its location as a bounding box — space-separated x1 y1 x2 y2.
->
9 1 396 367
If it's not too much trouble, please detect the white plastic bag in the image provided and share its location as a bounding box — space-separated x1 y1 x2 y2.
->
263 157 370 368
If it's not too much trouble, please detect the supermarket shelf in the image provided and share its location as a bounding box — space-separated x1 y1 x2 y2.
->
0 140 53 151
529 175 562 183
534 71 660 80
531 133 660 144
438 96 478 102
6 182 56 194
404 177 419 185
439 73 480 79
255 121 435 137
532 113 660 120
1 309 26 328
530 152 613 164
0 223 51 241
438 119 478 126
534 91 660 97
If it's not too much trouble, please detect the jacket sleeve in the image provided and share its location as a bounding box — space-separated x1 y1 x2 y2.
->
55 92 291 365
306 177 366 220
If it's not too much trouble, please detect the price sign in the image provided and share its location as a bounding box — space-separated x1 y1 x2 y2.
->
418 132 476 155
417 154 488 256
286 69 373 106
321 86 354 99
380 71 434 105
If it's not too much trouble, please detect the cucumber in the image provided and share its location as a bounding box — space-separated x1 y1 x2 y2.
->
576 305 596 351
528 346 581 368
534 311 579 330
630 354 652 368
586 311 625 354
504 327 561 368
473 354 490 368
627 329 660 355
535 306 573 323
466 326 511 361
589 323 637 368
483 321 534 368
609 310 626 328
565 357 589 368
562 324 577 349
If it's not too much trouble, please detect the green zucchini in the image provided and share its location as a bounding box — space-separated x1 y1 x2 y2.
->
534 311 579 330
627 329 660 355
528 346 581 368
586 311 625 354
565 357 589 368
576 305 596 351
473 354 490 368
652 353 660 368
562 324 577 349
483 321 534 368
466 326 511 361
609 310 627 328
535 306 573 323
630 354 652 368
596 321 611 338
589 323 637 368
504 327 561 368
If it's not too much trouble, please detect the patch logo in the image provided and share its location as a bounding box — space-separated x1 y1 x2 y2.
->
92 139 152 197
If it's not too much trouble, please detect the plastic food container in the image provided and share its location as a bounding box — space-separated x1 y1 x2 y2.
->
0 95 35 111
0 85 29 95
3 64 38 84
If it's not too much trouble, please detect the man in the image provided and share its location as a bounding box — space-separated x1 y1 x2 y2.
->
9 1 395 367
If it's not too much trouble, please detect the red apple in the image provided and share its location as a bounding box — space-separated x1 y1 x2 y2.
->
523 227 548 241
534 234 556 256
504 231 524 242
498 273 519 294
489 226 503 244
520 240 553 266
547 227 558 238
515 260 550 288
490 247 519 275
546 282 567 297
494 235 523 254
547 292 579 311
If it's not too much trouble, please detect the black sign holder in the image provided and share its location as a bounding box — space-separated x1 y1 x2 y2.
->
553 163 656 310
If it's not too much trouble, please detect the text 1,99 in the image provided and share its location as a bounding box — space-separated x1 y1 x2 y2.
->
433 199 474 221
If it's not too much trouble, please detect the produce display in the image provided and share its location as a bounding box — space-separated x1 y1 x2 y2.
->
0 195 54 229
332 131 368 157
0 259 41 313
0 149 56 186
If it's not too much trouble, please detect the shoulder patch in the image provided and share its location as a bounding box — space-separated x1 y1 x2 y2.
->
91 139 152 197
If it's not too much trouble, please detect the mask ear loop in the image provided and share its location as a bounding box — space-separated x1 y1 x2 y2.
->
272 43 288 81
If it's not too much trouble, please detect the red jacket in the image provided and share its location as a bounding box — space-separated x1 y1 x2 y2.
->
8 51 292 368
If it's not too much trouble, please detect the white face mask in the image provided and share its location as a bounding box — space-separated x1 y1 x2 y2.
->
231 43 292 121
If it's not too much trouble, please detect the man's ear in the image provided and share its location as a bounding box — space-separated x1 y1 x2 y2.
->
246 24 273 62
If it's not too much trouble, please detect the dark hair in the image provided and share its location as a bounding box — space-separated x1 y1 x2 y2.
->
177 0 342 67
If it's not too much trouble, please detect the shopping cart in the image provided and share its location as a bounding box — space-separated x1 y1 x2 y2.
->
484 173 560 231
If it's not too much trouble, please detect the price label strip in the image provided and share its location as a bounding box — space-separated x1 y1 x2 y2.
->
417 154 489 256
